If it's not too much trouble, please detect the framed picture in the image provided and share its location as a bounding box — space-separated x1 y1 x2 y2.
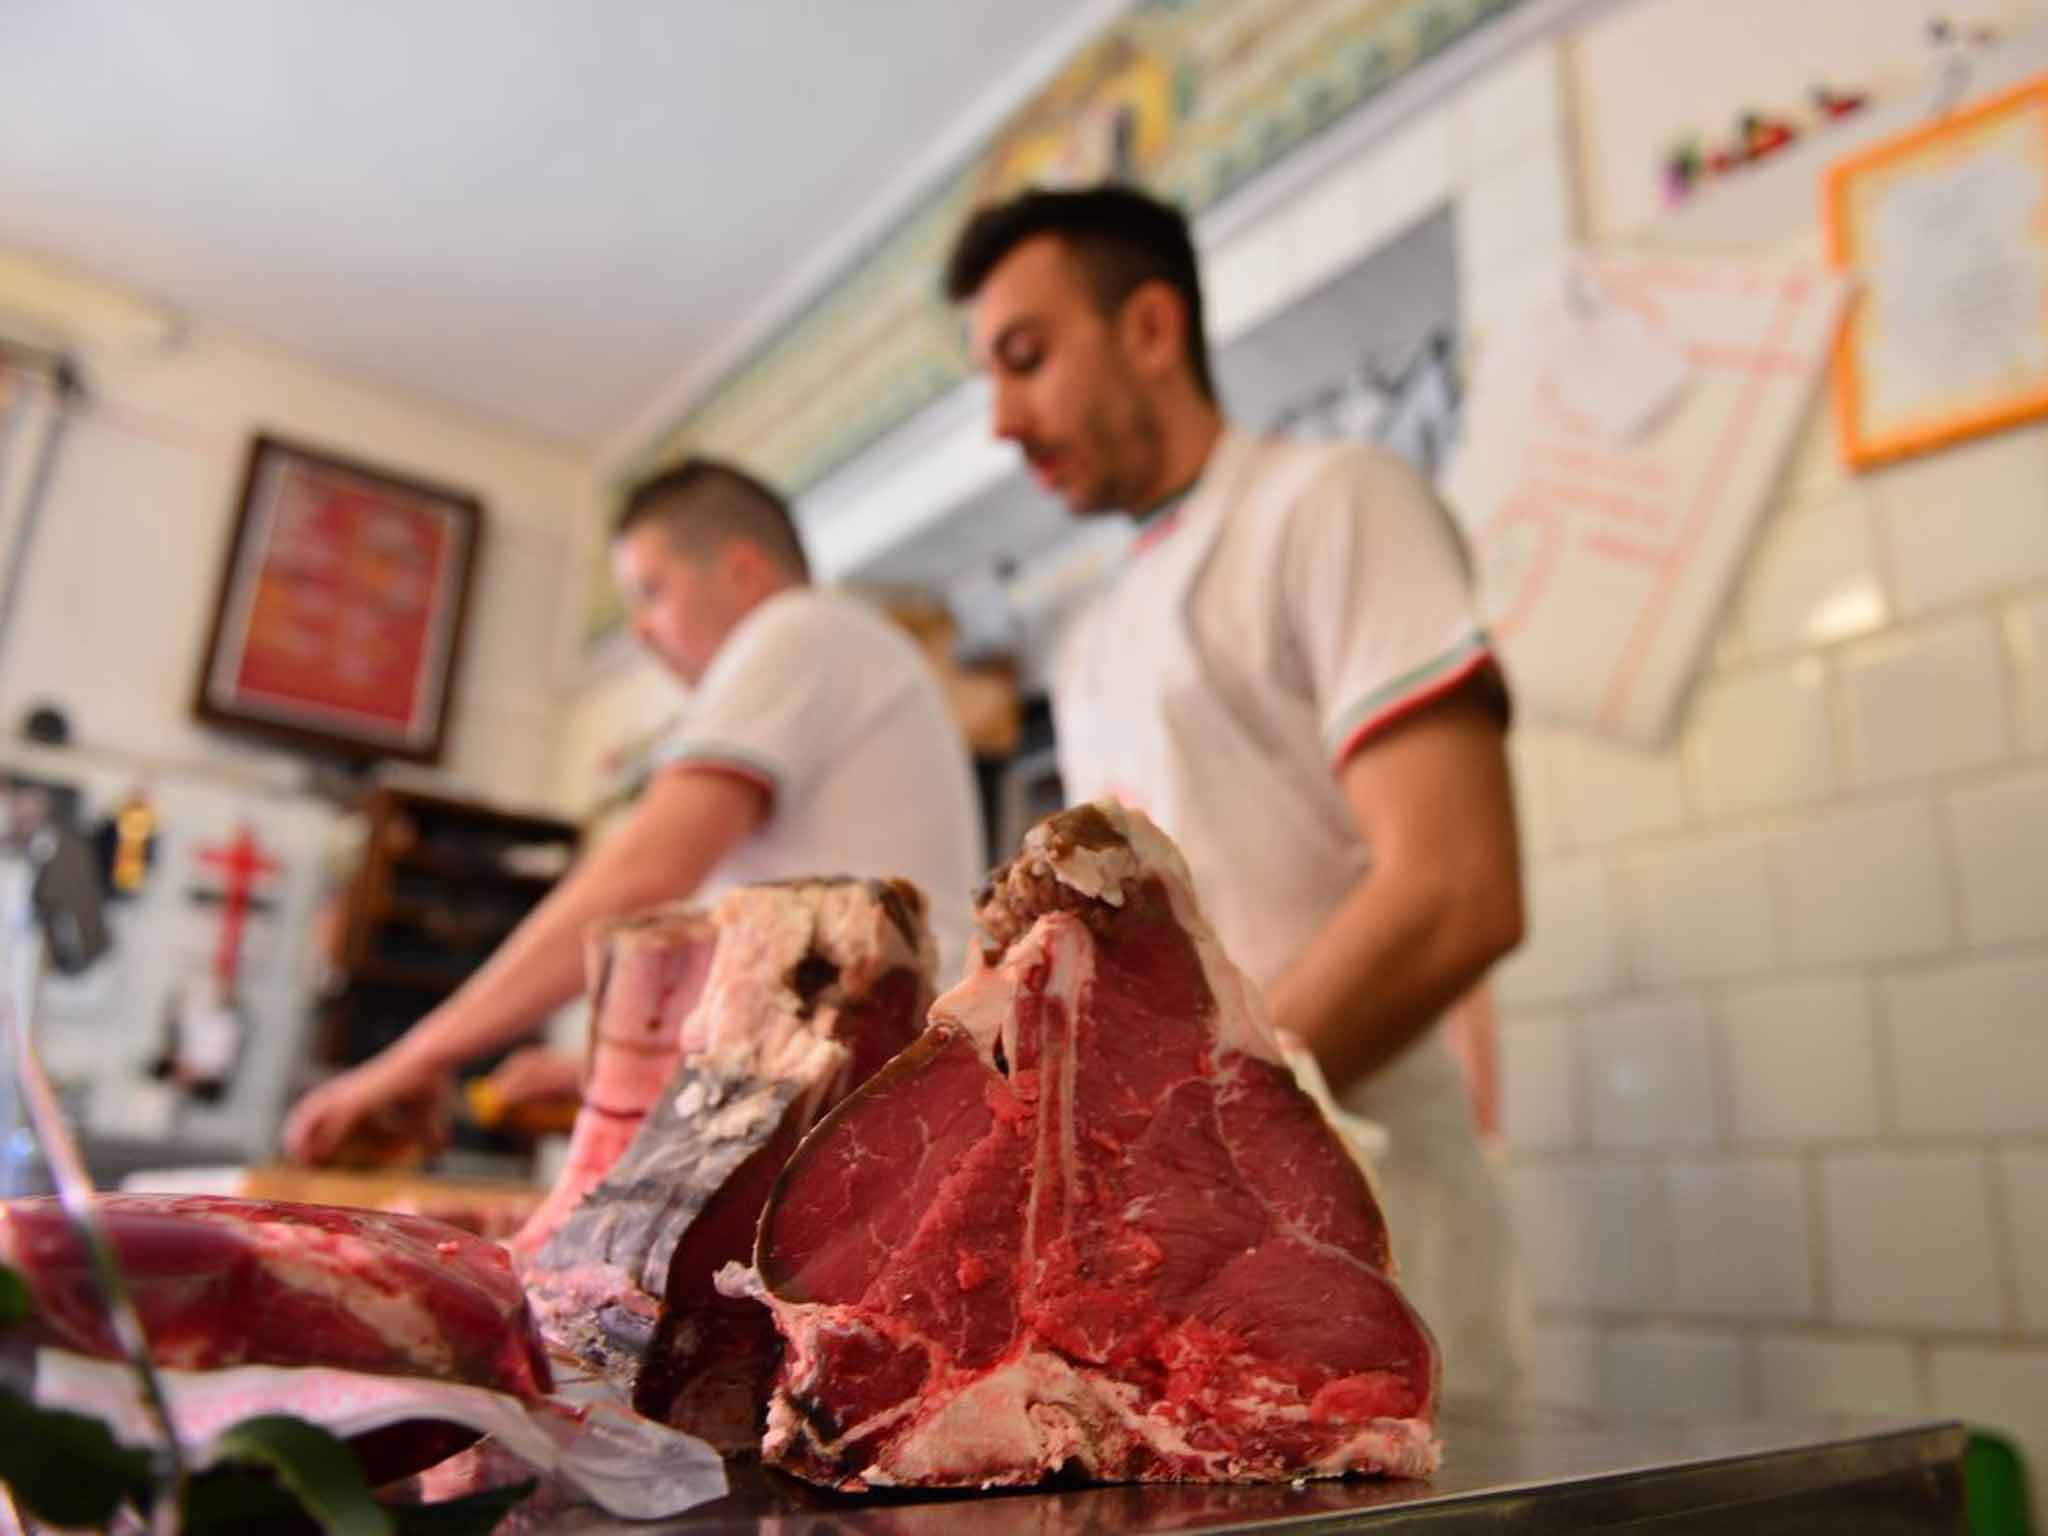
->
1825 73 2048 469
194 434 483 763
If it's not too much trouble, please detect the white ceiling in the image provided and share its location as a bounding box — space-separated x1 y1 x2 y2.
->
0 1 1108 448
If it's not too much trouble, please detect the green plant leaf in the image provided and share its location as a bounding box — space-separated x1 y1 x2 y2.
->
389 1478 537 1536
182 1467 320 1533
208 1415 393 1536
0 1263 29 1329
0 1384 156 1528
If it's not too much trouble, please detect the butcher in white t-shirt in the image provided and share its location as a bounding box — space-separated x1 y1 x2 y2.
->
944 187 1527 1394
285 459 983 1165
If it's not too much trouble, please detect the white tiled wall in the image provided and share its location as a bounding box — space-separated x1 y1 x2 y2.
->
1603 1327 1748 1421
1499 393 2048 1472
1484 0 2048 1490
1755 1334 1921 1419
1499 396 2048 1481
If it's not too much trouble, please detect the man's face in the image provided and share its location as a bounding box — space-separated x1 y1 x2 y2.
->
611 523 738 688
966 235 1164 515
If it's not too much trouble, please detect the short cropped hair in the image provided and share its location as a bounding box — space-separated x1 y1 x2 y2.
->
943 184 1216 402
612 457 810 580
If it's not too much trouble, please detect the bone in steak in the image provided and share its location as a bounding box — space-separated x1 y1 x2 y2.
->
521 877 934 1449
0 1194 551 1397
509 905 719 1260
735 802 1440 1488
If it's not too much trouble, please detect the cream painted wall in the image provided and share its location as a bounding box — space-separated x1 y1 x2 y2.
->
1 261 588 812
1569 0 2040 240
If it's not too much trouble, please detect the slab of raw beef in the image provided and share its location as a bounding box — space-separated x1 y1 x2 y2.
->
522 877 935 1449
509 905 720 1260
0 1194 551 1397
737 802 1440 1489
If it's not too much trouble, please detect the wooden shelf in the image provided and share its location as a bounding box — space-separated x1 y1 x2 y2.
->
390 847 562 888
350 958 476 993
327 785 578 1066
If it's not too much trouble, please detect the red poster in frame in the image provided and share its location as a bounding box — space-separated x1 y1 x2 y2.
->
194 434 483 763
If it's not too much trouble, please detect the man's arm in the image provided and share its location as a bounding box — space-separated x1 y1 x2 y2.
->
282 768 765 1163
1265 686 1524 1097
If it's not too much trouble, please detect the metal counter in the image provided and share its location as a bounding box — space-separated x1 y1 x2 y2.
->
499 1403 1967 1534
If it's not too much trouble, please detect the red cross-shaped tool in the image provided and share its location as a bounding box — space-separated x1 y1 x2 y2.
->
196 823 280 990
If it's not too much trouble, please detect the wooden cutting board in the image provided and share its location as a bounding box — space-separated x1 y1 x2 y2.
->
238 1165 543 1239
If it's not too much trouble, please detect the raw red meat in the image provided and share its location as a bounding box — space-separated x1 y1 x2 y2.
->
738 802 1439 1489
509 905 719 1260
522 877 934 1449
0 1194 551 1398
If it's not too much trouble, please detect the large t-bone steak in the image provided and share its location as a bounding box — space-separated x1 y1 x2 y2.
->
521 877 935 1449
734 802 1440 1489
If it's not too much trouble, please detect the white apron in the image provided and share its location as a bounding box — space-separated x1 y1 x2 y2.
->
1053 431 1525 1398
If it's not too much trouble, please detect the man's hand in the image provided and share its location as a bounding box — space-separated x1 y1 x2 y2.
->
283 766 762 1166
481 1046 582 1109
282 1049 445 1166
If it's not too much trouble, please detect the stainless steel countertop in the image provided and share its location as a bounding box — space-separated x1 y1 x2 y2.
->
486 1402 1967 1534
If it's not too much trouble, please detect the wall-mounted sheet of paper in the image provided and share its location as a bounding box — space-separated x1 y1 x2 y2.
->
1826 74 2048 466
1444 253 1851 745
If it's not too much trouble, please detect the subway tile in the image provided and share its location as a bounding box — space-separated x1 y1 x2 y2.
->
1581 994 1719 1149
1495 858 1622 1006
1999 1148 2048 1334
1929 1347 2048 1490
1456 141 1573 287
1506 725 1569 857
1778 396 1850 501
1756 1334 1922 1418
1685 660 1835 818
1822 1150 2003 1332
1839 616 2010 788
1947 767 2048 947
1721 977 1880 1143
2006 596 2048 756
1508 1162 1670 1312
1873 426 2048 615
1667 1159 1815 1319
1738 491 1889 655
1551 731 1688 846
1516 1320 1603 1411
1452 42 1563 175
1709 599 1750 670
1883 955 2048 1138
1498 1010 1577 1151
1604 1327 1747 1421
1767 799 1952 966
1620 832 1775 984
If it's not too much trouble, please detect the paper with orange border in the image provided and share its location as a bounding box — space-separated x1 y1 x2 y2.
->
1824 73 2048 469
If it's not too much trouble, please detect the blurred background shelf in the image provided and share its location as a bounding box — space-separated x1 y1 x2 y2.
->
318 785 578 1069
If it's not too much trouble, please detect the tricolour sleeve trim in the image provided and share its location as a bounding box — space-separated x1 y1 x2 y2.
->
1325 631 1500 771
656 741 782 806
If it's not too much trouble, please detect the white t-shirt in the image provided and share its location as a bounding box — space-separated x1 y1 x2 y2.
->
1052 429 1522 1395
657 588 984 985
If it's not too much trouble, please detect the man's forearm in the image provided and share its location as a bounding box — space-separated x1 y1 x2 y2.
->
1267 862 1519 1097
380 769 764 1079
385 894 596 1075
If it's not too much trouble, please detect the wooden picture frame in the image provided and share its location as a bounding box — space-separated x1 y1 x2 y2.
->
1825 73 2048 469
194 434 483 764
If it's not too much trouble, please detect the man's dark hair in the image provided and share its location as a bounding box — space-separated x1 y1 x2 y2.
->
943 185 1216 402
612 457 810 581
